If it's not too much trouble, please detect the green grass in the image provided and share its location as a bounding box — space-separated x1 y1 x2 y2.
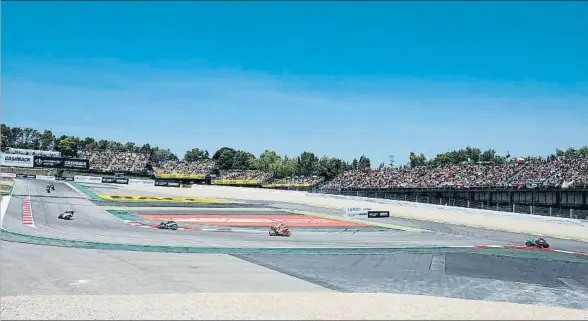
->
70 183 103 200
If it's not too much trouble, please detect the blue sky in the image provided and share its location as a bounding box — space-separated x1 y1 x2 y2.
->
2 1 587 165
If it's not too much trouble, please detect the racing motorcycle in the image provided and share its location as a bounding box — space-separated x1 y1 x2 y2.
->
269 224 291 237
158 221 178 230
525 237 549 248
46 186 51 194
58 210 74 220
50 184 55 191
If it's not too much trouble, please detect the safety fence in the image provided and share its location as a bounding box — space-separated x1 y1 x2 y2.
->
312 189 588 220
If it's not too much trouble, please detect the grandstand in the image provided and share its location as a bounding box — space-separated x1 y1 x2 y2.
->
78 150 150 172
322 156 588 190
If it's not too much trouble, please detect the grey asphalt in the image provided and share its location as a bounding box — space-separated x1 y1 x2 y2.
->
3 179 492 248
272 202 588 253
2 178 588 311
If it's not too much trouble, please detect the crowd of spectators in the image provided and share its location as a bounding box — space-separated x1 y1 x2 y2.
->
218 170 272 182
322 156 588 190
270 176 325 186
155 160 215 176
79 150 149 172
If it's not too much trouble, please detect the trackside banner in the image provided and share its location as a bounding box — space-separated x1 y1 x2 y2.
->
102 177 129 185
33 156 89 170
128 179 155 186
343 207 371 217
35 175 56 180
74 175 102 183
0 153 34 168
0 173 17 178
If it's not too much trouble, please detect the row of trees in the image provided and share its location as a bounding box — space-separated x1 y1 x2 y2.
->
408 146 588 168
0 124 371 179
2 124 587 179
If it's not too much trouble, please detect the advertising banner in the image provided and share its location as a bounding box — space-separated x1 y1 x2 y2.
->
35 175 56 180
343 207 371 217
154 180 180 187
102 177 129 184
15 173 37 179
33 156 89 170
0 173 17 178
74 175 102 183
128 179 155 186
0 153 34 168
367 211 391 218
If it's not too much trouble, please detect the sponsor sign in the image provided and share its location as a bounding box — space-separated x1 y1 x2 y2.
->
98 194 222 203
367 211 391 218
55 176 75 181
168 182 180 187
0 173 17 178
35 175 56 180
138 214 368 227
155 173 206 179
154 180 169 187
344 207 371 217
211 179 261 185
33 156 89 170
0 153 34 168
15 173 36 179
128 178 155 186
74 175 102 183
101 177 129 184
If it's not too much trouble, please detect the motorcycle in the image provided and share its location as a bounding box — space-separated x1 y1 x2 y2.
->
158 221 178 230
50 184 55 191
58 210 74 220
269 225 291 237
525 237 549 248
46 187 51 194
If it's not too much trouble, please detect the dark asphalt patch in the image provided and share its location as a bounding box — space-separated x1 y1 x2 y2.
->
233 253 588 309
445 252 588 287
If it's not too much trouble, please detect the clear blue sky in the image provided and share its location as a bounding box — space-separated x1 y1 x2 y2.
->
2 1 587 165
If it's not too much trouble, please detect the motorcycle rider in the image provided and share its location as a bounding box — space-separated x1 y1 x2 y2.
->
274 223 288 233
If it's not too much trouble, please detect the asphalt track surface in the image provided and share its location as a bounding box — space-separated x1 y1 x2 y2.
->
2 179 588 316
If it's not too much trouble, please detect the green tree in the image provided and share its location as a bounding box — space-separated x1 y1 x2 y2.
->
274 156 298 179
409 152 427 168
351 158 358 170
97 140 109 150
256 150 281 172
480 149 496 162
151 147 178 165
232 150 256 170
0 124 9 151
184 148 210 162
296 151 319 176
56 136 79 157
212 147 237 170
358 155 371 170
124 142 138 152
39 130 56 151
577 145 588 157
140 143 152 153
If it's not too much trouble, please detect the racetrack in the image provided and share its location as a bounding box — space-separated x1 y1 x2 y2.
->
2 179 588 319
